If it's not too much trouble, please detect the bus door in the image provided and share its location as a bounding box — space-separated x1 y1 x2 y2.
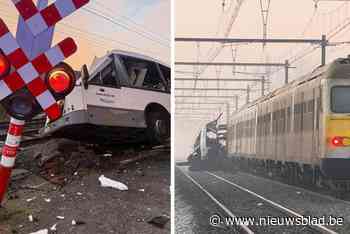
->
84 57 125 126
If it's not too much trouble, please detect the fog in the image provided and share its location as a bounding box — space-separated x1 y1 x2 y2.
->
175 1 350 160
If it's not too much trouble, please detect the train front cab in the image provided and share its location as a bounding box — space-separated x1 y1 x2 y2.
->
321 72 350 179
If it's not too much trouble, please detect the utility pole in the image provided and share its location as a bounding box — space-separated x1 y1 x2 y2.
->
321 34 327 66
261 76 265 96
235 96 238 112
285 60 289 84
246 85 250 104
226 102 230 126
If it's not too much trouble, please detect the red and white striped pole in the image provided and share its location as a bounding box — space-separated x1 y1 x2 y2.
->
0 117 25 203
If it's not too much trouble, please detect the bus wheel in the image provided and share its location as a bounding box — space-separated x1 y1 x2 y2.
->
146 111 170 145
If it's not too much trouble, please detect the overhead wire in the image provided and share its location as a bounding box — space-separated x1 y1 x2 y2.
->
0 1 168 62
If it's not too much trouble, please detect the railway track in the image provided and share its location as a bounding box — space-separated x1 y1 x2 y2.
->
177 166 339 234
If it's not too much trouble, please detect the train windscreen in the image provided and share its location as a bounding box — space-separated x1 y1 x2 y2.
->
331 86 350 113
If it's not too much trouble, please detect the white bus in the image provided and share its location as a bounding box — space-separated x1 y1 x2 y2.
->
43 50 170 145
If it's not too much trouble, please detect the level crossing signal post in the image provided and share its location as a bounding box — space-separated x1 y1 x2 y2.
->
0 0 90 204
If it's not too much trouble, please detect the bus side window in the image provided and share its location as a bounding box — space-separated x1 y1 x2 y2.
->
142 62 166 91
159 64 170 88
121 56 166 91
100 63 118 88
89 73 102 85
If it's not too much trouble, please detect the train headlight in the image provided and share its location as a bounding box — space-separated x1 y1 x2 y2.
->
45 62 76 100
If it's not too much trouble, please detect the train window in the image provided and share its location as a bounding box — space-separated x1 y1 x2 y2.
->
302 102 307 113
316 98 321 130
307 100 314 113
331 86 350 113
294 103 299 114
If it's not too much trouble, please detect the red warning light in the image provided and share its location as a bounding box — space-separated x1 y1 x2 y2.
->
332 136 345 147
46 62 76 99
0 51 10 78
48 70 72 93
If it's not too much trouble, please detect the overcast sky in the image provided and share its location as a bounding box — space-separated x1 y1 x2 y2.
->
175 0 350 160
0 0 170 68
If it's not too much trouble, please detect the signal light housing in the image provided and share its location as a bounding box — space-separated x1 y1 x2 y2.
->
0 49 10 78
0 62 76 121
45 62 76 100
1 90 41 120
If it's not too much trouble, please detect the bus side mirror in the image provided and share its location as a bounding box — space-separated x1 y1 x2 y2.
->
81 64 89 90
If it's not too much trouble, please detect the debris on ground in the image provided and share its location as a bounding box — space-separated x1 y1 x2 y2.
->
72 219 85 226
147 215 170 228
26 197 36 203
11 169 31 181
2 139 170 233
99 175 128 191
50 223 57 231
29 229 48 234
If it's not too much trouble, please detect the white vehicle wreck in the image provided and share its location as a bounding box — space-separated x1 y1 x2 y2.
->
43 50 171 145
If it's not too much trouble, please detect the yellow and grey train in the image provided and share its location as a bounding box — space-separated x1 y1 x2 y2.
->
227 57 350 187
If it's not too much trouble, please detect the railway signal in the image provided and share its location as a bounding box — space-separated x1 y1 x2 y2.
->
0 50 10 78
0 0 89 203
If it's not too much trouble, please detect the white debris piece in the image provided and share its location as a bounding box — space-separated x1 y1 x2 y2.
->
257 202 263 206
72 220 77 225
50 223 57 231
138 189 145 192
56 216 65 220
44 198 51 203
26 196 36 202
103 153 112 157
28 215 34 222
98 175 128 191
29 229 48 234
76 192 83 196
296 191 301 195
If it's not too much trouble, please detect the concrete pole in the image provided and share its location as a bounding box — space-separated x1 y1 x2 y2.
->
285 60 289 84
261 76 265 96
321 34 327 66
235 96 239 112
226 102 230 126
246 86 250 104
